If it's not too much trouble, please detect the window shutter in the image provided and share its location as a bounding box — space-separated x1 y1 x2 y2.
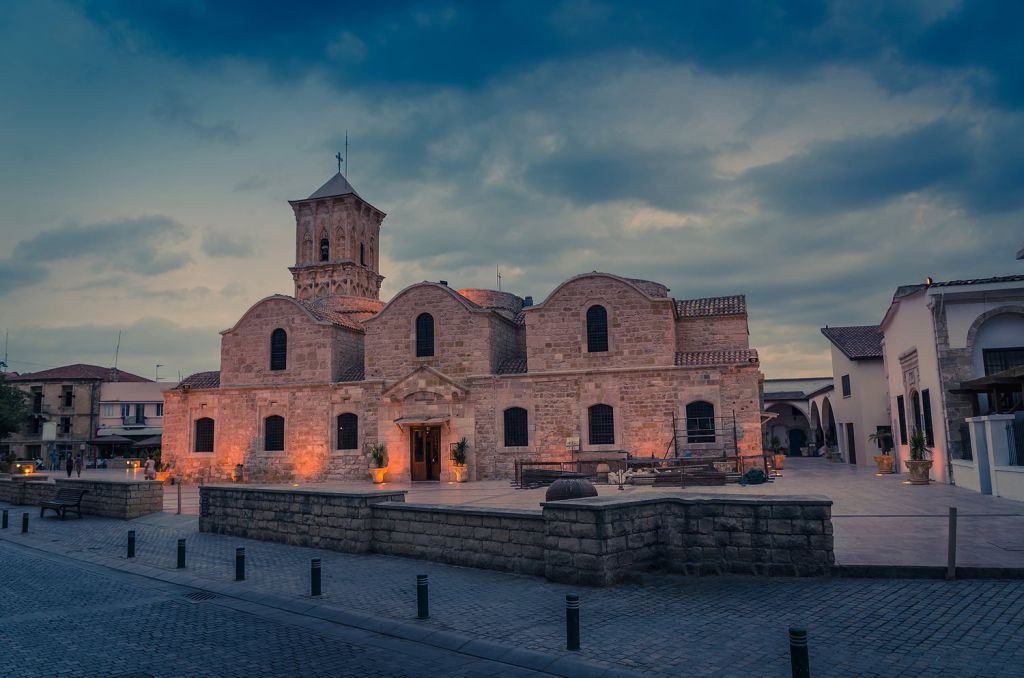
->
921 389 934 446
896 395 908 444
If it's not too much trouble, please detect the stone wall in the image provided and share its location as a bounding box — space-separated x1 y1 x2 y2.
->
0 478 162 519
199 487 833 585
676 315 749 352
524 275 678 372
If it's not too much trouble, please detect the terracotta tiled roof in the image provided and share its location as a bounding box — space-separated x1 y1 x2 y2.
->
675 349 758 366
8 364 150 382
337 364 365 382
176 371 220 389
457 289 524 314
626 278 670 297
296 298 365 331
674 295 746 318
496 357 528 374
930 274 1024 288
820 325 883 360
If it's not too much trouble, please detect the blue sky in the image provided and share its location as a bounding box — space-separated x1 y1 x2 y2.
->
1 0 1022 380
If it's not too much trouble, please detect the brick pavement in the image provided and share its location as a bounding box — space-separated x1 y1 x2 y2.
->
2 504 1023 677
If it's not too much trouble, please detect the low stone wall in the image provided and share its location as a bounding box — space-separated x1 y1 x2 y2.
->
0 478 55 506
0 478 163 519
199 487 834 585
199 486 407 552
372 503 546 576
53 479 164 519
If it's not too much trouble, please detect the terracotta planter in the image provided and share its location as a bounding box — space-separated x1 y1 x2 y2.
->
873 455 895 474
905 459 932 485
370 467 387 484
452 465 468 483
773 454 786 470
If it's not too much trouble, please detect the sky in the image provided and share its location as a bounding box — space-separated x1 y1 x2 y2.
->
1 0 1022 382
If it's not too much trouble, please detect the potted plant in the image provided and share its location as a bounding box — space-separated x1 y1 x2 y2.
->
868 430 895 474
770 435 786 470
368 443 388 484
904 429 931 484
450 437 468 483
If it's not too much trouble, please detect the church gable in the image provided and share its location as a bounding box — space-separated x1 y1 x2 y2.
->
382 365 469 402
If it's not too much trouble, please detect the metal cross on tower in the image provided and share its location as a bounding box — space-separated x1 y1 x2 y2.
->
335 152 343 174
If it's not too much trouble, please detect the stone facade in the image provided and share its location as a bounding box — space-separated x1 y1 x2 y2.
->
0 477 162 519
198 486 834 584
164 173 765 483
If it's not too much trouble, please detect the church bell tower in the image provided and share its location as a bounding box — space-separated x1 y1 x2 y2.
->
288 172 385 301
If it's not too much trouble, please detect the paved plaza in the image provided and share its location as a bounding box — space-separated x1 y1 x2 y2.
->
2 500 1023 677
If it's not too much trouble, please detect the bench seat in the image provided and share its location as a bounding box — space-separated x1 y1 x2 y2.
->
40 488 88 520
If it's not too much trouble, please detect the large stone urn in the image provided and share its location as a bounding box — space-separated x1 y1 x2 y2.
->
905 460 932 485
452 465 468 483
545 473 598 502
873 455 895 474
370 467 387 484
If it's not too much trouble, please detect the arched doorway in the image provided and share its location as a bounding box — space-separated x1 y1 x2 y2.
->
765 403 811 456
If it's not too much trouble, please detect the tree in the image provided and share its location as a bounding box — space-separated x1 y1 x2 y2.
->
0 374 28 440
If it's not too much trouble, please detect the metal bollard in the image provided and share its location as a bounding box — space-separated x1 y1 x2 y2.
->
177 539 186 569
22 512 29 534
235 547 245 581
416 574 429 619
127 530 136 558
177 482 182 515
789 626 810 678
565 594 581 651
946 507 957 580
311 558 322 597
2 509 7 529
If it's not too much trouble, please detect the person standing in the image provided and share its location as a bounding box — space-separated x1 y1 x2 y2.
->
49 447 58 471
65 454 74 478
74 453 84 478
144 456 156 481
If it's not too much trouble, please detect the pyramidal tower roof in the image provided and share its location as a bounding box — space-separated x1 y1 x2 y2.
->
307 172 361 200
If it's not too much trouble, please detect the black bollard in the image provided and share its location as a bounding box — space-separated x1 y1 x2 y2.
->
416 574 429 619
565 594 581 651
311 558 322 597
177 539 186 569
235 547 245 581
2 508 7 529
21 512 29 534
127 530 136 558
789 626 810 678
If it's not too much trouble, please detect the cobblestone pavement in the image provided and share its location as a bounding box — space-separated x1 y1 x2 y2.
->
0 544 556 678
3 505 1024 677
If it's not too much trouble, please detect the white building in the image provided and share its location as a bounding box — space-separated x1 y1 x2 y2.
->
820 326 890 466
762 378 834 456
96 381 175 455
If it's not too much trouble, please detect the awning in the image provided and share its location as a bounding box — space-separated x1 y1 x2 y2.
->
89 434 136 445
132 435 163 448
394 415 450 426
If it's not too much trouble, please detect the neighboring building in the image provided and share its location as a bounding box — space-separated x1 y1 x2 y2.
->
877 275 1024 485
1 364 150 463
820 326 890 466
164 171 765 482
763 377 834 456
95 381 176 456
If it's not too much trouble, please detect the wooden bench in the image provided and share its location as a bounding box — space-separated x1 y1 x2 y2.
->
519 468 568 488
40 488 88 520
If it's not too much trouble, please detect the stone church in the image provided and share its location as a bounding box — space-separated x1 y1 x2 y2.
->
163 172 764 482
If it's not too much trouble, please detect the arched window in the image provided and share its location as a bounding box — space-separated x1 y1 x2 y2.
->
264 415 285 451
360 242 366 266
320 238 330 262
586 305 608 353
686 401 716 443
588 404 614 445
270 328 287 371
503 407 528 447
194 418 214 453
337 413 358 450
415 313 434 357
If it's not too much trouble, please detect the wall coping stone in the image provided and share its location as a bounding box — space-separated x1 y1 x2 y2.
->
202 485 407 500
373 502 544 520
55 478 164 487
541 493 833 510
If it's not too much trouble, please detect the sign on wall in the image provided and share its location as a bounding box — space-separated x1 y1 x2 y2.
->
565 436 580 453
41 421 57 441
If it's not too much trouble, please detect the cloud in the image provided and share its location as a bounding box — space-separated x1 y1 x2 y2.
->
326 31 367 63
0 261 48 294
201 231 254 258
13 216 192 275
152 89 243 145
741 121 973 217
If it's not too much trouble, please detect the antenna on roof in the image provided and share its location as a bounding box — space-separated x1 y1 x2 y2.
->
113 330 121 370
2 329 8 371
345 130 349 178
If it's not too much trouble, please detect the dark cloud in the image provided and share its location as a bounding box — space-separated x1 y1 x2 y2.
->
0 261 48 294
742 121 973 217
152 89 242 145
201 231 254 258
13 216 192 275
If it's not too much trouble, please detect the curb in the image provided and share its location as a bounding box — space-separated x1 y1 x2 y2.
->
0 532 643 678
833 564 1024 580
